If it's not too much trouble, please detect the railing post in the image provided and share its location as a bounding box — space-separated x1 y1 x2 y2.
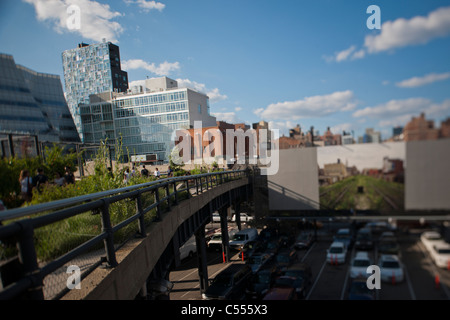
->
186 179 191 199
17 220 44 300
136 192 146 238
100 200 118 268
173 181 179 205
165 183 171 211
196 177 199 195
154 188 161 221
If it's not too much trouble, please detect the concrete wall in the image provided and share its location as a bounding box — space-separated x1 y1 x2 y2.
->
405 139 450 210
268 148 320 210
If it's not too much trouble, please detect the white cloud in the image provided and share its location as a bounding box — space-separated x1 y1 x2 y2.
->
330 123 354 134
364 6 450 53
176 79 227 103
328 6 450 62
257 90 357 121
235 107 242 112
396 72 450 88
23 0 124 42
123 0 165 12
353 97 450 128
122 59 180 76
211 112 243 124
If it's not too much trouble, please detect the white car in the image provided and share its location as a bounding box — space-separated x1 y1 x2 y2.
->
212 212 221 223
231 213 254 222
350 251 372 278
420 231 444 253
327 241 347 264
429 242 450 269
378 254 404 283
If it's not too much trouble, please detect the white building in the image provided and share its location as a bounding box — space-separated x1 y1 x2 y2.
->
80 77 217 163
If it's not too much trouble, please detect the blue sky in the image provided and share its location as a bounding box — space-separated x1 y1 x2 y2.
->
1 0 450 139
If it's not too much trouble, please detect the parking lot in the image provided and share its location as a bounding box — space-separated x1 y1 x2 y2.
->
169 221 450 300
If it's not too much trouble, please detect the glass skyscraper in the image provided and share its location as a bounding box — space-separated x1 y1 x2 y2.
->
80 77 217 163
62 41 128 142
0 53 79 143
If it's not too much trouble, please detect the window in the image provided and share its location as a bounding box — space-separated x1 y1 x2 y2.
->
198 104 202 114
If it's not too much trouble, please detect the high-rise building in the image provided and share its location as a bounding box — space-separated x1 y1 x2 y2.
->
79 77 217 163
0 53 79 144
62 41 128 142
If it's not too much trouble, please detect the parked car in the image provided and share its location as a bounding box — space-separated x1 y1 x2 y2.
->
378 238 400 255
207 229 238 251
258 227 278 243
327 241 347 264
355 228 374 250
262 287 297 300
294 232 314 250
229 228 259 251
429 242 450 269
348 278 376 300
202 264 252 300
246 253 272 273
334 228 354 249
212 212 221 223
350 251 372 279
239 240 266 260
365 221 395 236
275 248 297 272
281 263 313 299
179 236 197 260
420 231 444 252
378 254 404 283
264 238 282 257
245 266 278 300
231 213 254 222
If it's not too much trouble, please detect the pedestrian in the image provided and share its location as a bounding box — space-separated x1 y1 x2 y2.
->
141 165 149 177
53 172 66 187
33 168 49 193
124 168 131 184
19 169 33 201
154 167 160 179
167 166 173 177
64 166 75 184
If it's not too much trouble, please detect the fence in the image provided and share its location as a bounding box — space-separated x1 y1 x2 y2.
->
0 169 251 300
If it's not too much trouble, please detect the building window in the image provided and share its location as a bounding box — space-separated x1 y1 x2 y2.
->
198 104 202 114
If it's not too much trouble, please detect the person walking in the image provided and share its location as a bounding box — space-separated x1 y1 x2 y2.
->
154 167 160 179
19 169 33 201
32 168 48 194
141 165 149 177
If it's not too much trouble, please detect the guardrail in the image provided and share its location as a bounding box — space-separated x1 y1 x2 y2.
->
0 169 251 300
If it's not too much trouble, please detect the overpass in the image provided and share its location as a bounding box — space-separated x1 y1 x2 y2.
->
0 170 254 300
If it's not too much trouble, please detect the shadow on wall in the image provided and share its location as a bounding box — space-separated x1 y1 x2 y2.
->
268 180 321 211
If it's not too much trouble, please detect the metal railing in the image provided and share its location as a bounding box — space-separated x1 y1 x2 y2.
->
0 169 251 300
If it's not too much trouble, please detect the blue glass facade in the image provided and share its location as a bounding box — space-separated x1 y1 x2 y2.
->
62 41 128 142
0 53 79 143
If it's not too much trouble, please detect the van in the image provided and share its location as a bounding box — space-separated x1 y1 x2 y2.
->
179 236 197 260
229 228 259 251
202 264 252 300
355 228 374 250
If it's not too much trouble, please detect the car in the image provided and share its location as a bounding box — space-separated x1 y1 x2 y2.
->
231 213 254 222
294 232 314 250
350 251 372 279
378 254 404 283
258 227 278 243
262 287 297 300
274 248 297 272
379 231 396 241
179 236 197 260
246 253 272 273
207 229 238 251
245 266 278 300
378 238 400 255
429 242 450 269
212 212 221 223
348 278 376 300
327 241 347 264
420 231 444 253
281 263 313 299
229 228 259 251
365 221 395 236
355 228 374 250
239 240 266 260
334 228 354 249
202 264 252 300
264 238 282 257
